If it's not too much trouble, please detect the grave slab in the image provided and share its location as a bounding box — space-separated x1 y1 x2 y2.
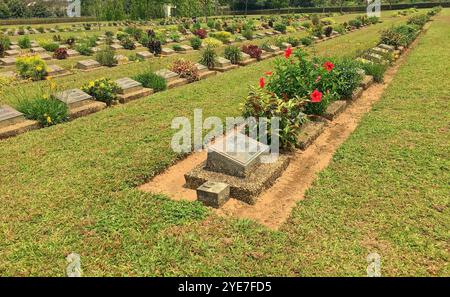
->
213 57 238 72
114 77 153 103
161 47 175 56
30 47 46 53
323 100 348 121
38 53 52 60
66 49 80 57
136 51 154 60
205 132 270 178
155 69 187 89
114 54 129 65
9 45 21 50
76 59 101 70
297 119 327 150
185 154 290 205
351 87 364 101
0 57 16 66
238 52 257 66
110 44 124 51
195 63 217 80
197 181 230 208
54 89 93 109
4 50 20 56
0 105 25 129
378 43 395 51
47 65 70 77
360 75 374 90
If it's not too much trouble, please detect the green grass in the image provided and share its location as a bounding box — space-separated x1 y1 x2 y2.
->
0 10 448 276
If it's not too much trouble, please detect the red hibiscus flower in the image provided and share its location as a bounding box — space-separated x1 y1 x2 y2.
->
310 89 323 103
265 71 273 76
284 47 293 59
259 77 265 88
323 61 334 72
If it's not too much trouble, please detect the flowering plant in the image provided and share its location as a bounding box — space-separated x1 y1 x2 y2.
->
170 59 199 82
53 48 69 60
81 78 120 106
266 48 335 115
16 55 48 81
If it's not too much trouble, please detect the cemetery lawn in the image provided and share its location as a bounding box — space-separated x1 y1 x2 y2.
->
0 11 448 276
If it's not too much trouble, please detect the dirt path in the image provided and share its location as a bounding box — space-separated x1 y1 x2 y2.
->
139 36 420 230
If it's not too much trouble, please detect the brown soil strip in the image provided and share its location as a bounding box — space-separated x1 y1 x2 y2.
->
139 33 422 230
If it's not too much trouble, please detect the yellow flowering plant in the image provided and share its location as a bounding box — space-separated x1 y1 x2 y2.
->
81 78 120 106
16 55 48 81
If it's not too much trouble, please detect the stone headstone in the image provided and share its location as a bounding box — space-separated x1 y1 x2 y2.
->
195 63 208 72
30 47 46 53
256 33 266 38
54 89 93 109
0 57 16 66
179 45 193 51
197 181 230 208
110 44 123 51
76 59 101 70
236 36 247 42
38 53 52 60
161 47 175 55
280 42 292 49
216 57 231 67
115 77 142 95
379 44 395 51
265 45 280 53
66 49 80 57
4 50 20 56
114 54 129 65
155 69 178 82
136 51 153 60
0 105 24 129
47 65 66 76
205 132 270 178
8 45 21 50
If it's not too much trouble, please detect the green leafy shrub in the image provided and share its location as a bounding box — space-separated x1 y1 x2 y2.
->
287 36 300 47
75 43 94 56
170 59 199 82
242 29 254 40
349 19 362 29
81 78 120 106
199 46 217 69
133 72 167 92
324 57 363 99
18 36 31 49
120 37 136 50
407 14 429 27
380 25 419 47
242 86 307 150
190 36 202 50
41 41 59 52
17 96 68 127
16 56 48 81
224 45 242 65
358 61 388 83
273 22 287 33
300 36 313 46
95 47 117 67
147 39 162 55
0 35 10 57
